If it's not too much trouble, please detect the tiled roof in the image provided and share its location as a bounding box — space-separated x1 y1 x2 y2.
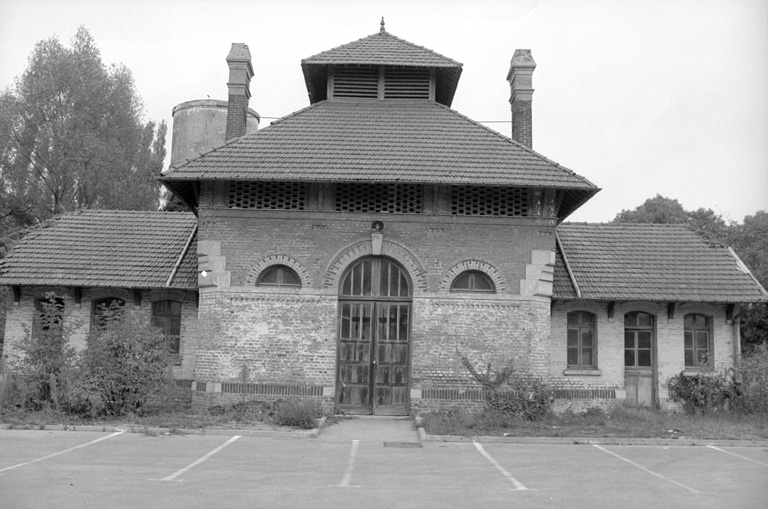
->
301 30 462 68
161 100 598 217
0 210 197 290
554 223 768 302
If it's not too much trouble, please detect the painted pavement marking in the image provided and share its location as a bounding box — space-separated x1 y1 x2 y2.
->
331 439 361 488
592 444 700 493
0 431 125 475
707 445 768 467
159 435 241 481
473 442 530 491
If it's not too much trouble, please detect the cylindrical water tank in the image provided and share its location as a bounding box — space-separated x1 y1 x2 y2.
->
170 99 260 167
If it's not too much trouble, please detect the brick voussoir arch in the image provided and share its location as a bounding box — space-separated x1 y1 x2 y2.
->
441 260 506 292
246 255 311 287
324 240 428 292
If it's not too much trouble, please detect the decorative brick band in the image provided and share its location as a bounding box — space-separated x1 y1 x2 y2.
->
440 260 507 292
246 254 312 287
421 388 487 400
324 239 428 292
229 296 327 304
429 302 520 310
553 388 616 399
220 383 324 396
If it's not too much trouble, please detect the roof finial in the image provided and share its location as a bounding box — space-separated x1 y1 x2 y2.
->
380 17 385 33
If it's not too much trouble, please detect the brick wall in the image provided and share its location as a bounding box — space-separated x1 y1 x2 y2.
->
194 203 557 411
550 300 738 406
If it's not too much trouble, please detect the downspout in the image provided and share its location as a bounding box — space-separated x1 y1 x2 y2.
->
556 231 581 298
166 224 198 287
733 310 741 380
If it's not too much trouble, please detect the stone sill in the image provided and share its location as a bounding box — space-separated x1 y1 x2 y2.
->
563 369 602 376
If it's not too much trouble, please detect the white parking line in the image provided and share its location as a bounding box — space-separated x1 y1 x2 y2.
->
331 439 360 488
707 445 768 467
592 445 700 493
473 442 529 491
0 431 125 474
160 435 241 481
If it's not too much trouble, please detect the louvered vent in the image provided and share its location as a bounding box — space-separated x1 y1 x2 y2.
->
451 186 529 216
228 181 307 210
335 183 423 213
333 66 379 99
384 68 430 100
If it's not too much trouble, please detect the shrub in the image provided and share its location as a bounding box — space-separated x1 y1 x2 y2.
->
667 370 739 415
487 377 554 421
74 303 169 417
738 342 768 414
8 293 77 411
272 399 322 429
458 350 553 421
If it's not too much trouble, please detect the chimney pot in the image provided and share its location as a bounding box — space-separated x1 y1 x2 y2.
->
225 43 253 141
507 49 536 148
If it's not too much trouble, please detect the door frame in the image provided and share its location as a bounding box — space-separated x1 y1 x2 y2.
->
335 256 413 415
623 310 658 408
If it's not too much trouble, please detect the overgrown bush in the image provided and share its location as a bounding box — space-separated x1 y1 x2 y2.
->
487 377 554 421
73 302 169 417
667 344 768 416
738 342 768 414
272 399 322 429
666 370 738 414
458 350 553 421
8 293 77 411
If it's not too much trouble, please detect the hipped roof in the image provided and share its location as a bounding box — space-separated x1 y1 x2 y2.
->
0 210 198 290
161 100 598 219
301 29 463 106
554 223 768 303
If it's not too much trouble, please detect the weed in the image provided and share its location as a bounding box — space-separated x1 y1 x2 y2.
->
272 399 322 429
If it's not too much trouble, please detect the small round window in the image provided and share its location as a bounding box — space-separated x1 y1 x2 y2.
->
450 270 495 293
256 265 301 288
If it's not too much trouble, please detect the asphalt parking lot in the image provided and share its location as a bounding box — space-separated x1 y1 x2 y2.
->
1 428 767 508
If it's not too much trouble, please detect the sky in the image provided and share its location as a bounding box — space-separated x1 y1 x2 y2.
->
1 0 766 223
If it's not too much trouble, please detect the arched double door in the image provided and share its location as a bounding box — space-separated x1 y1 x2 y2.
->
336 257 411 415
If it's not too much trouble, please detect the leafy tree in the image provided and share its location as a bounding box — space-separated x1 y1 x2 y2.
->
612 195 689 225
0 26 166 235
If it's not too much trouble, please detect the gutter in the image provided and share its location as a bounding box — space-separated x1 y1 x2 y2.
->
556 231 581 298
166 224 198 288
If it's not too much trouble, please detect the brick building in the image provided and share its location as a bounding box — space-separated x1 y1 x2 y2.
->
1 25 765 414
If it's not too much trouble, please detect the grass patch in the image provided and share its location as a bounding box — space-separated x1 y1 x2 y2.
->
420 406 768 440
1 395 325 431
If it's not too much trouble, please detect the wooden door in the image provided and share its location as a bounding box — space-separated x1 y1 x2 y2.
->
337 258 411 415
624 312 655 407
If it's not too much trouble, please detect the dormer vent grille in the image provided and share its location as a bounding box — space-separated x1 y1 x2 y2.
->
335 183 423 214
333 66 379 99
228 181 307 210
451 186 529 217
384 68 430 100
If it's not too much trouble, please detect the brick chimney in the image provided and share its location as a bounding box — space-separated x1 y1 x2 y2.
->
225 43 253 141
507 49 536 148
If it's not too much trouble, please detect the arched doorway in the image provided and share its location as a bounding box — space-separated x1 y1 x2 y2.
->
336 257 411 415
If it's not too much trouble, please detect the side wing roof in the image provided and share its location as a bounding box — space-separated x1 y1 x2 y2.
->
554 223 768 302
0 210 198 290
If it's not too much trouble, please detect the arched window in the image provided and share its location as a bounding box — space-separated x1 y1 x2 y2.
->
152 300 182 358
36 295 65 332
256 265 301 288
684 314 712 368
450 270 495 293
567 311 596 368
91 297 125 327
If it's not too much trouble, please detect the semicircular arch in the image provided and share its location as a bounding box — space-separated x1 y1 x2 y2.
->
246 255 311 287
441 260 506 293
